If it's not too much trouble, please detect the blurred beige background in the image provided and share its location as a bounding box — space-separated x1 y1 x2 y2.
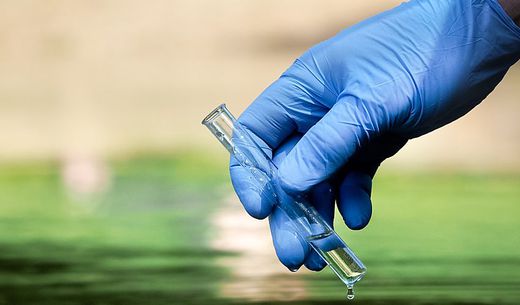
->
0 0 518 170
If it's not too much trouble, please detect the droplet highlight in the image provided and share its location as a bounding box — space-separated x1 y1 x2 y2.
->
346 286 355 300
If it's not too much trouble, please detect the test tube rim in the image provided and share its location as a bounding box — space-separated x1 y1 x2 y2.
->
201 103 227 126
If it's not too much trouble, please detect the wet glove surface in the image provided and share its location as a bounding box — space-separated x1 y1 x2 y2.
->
230 0 520 271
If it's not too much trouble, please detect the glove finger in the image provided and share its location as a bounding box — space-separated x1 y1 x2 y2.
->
269 135 308 271
336 134 407 229
269 180 335 272
269 207 308 271
270 134 335 271
337 169 374 230
278 96 386 196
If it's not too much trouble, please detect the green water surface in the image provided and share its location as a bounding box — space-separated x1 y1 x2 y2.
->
0 153 518 305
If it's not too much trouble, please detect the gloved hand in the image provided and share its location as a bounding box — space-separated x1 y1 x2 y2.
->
230 0 520 271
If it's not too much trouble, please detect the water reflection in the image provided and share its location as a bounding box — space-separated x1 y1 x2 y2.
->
211 195 308 301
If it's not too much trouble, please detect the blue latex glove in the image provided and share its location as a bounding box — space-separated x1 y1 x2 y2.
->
230 0 520 271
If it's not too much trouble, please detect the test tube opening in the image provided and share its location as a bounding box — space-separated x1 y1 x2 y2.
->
201 103 227 126
202 104 236 153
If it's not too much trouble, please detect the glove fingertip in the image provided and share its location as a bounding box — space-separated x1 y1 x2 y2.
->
338 171 373 230
304 251 327 271
341 190 372 230
272 229 307 271
345 210 372 230
240 189 272 219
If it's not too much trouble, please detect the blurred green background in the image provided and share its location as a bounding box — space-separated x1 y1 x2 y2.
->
0 1 519 304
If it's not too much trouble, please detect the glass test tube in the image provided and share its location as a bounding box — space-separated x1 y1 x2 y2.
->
202 104 366 296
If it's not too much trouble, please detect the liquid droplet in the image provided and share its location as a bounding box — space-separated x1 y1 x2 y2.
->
346 286 355 300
